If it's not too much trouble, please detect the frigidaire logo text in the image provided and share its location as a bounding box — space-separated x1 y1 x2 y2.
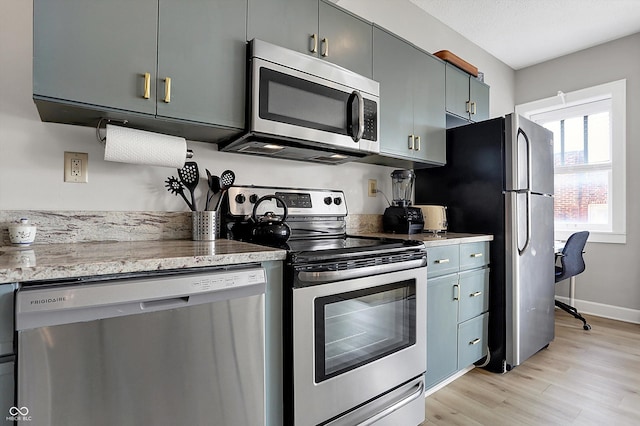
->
30 296 66 305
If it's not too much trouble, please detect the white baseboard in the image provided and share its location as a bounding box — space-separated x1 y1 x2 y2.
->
556 296 640 324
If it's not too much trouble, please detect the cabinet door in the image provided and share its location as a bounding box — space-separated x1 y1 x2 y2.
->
0 284 16 357
247 0 318 56
319 1 373 78
157 0 246 128
444 64 471 120
33 0 158 115
413 52 446 164
1 361 14 425
458 313 489 367
373 27 414 159
458 268 490 323
470 78 490 122
425 274 458 388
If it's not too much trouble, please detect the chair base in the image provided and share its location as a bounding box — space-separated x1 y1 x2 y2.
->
555 299 591 330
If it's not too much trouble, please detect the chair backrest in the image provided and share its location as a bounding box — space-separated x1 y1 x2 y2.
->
556 231 589 282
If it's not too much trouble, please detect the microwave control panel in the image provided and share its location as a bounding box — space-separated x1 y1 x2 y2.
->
362 99 377 141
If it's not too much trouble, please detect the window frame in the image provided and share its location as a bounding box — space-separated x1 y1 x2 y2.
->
516 80 626 244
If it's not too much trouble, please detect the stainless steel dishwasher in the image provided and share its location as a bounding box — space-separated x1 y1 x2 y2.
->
14 265 266 426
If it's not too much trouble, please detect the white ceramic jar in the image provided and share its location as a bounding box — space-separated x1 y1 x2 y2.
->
8 218 37 245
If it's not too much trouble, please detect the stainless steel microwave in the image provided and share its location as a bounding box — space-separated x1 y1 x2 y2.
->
218 39 380 164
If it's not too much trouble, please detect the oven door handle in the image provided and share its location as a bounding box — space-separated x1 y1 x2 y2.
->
359 379 425 426
297 258 426 283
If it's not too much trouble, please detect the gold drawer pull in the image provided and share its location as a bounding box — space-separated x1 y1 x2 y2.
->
143 72 151 99
435 258 450 264
321 37 329 57
470 291 482 297
470 253 483 258
469 338 481 345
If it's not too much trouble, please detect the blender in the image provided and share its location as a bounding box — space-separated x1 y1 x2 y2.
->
382 169 424 234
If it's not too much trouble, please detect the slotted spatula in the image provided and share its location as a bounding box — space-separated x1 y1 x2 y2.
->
177 162 199 211
214 169 235 211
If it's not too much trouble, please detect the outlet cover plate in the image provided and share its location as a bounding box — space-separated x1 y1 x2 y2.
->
64 152 88 183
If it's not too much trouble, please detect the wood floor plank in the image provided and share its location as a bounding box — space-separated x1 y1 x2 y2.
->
422 311 640 425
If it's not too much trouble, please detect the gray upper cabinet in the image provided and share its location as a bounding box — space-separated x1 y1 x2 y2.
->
445 63 490 127
372 26 445 166
318 1 373 78
247 0 373 78
33 0 247 140
247 0 318 56
33 0 159 115
157 0 246 128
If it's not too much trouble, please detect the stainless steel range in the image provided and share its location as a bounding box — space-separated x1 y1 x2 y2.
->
226 186 427 426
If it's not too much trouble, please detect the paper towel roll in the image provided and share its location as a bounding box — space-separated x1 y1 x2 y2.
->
104 125 187 168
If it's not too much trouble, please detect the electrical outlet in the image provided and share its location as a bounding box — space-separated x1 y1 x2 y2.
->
368 179 377 197
64 152 88 183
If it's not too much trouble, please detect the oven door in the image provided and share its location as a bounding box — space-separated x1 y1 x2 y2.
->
291 266 426 426
251 58 379 153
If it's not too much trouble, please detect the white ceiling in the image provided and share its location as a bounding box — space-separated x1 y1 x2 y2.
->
409 0 640 70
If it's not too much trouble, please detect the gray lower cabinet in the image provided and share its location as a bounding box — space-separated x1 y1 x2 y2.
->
445 63 490 127
33 0 246 137
1 284 16 425
425 242 490 389
248 0 373 78
372 26 446 167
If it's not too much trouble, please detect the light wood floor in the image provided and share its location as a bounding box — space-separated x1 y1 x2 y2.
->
423 311 640 425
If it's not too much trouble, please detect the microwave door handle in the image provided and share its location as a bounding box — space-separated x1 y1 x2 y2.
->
347 90 364 142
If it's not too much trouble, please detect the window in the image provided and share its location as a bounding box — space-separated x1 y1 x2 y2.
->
516 80 626 243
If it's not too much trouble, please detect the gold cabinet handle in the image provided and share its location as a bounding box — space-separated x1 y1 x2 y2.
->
434 258 449 264
408 134 415 150
465 100 471 113
310 34 318 53
143 72 151 99
163 77 171 103
321 37 329 57
471 102 477 115
453 284 460 301
470 253 483 258
470 291 482 297
469 338 481 345
415 136 421 151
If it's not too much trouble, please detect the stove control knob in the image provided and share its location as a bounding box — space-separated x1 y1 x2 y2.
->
235 194 246 204
333 197 342 205
324 196 333 205
249 194 258 204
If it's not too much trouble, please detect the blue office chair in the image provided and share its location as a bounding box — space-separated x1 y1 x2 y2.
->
555 231 591 330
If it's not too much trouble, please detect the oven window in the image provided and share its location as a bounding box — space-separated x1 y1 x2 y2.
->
259 68 348 134
314 280 416 383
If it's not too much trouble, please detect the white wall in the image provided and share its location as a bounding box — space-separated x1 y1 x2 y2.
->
0 0 395 214
516 33 640 317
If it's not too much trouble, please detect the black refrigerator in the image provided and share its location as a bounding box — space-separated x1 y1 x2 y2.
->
416 114 555 373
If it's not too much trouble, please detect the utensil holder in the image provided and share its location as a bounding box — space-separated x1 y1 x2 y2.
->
192 211 218 241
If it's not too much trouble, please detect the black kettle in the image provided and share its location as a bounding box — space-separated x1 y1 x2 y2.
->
250 195 291 245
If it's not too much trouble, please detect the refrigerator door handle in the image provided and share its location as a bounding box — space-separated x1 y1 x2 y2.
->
518 191 532 255
518 128 532 191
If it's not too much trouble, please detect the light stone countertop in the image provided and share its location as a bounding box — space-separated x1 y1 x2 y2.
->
353 232 493 247
0 239 286 284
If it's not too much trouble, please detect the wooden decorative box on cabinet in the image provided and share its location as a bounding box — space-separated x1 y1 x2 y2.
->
33 0 247 142
248 0 373 78
444 63 490 128
425 241 490 389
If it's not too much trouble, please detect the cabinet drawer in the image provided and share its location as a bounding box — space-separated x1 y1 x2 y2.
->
458 268 490 322
458 313 489 368
426 245 459 278
459 241 490 271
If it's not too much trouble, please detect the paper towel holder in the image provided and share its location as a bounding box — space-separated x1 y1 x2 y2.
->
95 118 194 159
